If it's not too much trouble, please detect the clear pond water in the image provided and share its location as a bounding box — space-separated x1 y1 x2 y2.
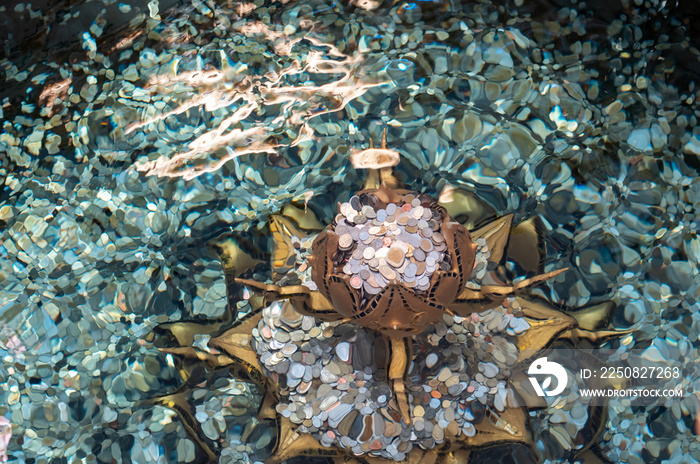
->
1 0 700 463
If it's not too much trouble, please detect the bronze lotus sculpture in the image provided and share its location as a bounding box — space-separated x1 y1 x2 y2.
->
148 134 627 463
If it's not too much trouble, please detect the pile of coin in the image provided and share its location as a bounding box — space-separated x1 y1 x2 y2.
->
332 194 449 297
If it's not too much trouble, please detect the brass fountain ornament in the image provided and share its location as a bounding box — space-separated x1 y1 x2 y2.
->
237 132 566 425
149 131 629 463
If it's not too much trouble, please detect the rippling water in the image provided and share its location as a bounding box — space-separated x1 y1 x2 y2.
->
1 0 700 463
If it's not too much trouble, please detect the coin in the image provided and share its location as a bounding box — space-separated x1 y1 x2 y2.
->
401 203 412 213
405 262 417 278
339 233 354 250
376 209 387 222
411 198 421 207
364 280 381 295
374 272 388 287
413 248 426 261
420 239 433 252
350 196 361 211
363 247 375 260
386 246 404 267
412 206 424 219
379 264 396 280
350 275 363 289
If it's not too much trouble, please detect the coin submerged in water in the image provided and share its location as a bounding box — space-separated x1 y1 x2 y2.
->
334 196 449 297
339 234 354 250
386 246 405 268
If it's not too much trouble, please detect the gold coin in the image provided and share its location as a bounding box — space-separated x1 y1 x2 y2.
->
379 264 396 280
386 246 405 267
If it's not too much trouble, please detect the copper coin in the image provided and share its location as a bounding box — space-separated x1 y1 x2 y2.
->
420 239 433 252
432 232 445 243
401 203 412 213
416 261 426 274
404 194 416 204
382 236 392 247
350 275 363 289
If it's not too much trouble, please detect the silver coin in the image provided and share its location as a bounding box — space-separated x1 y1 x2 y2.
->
363 247 375 260
405 262 418 278
338 233 354 250
411 198 421 207
364 280 381 295
359 269 370 280
377 209 387 222
335 224 348 236
355 214 367 224
374 272 388 287
359 230 369 241
412 206 425 219
420 227 433 238
386 203 397 215
350 195 361 211
413 248 426 261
